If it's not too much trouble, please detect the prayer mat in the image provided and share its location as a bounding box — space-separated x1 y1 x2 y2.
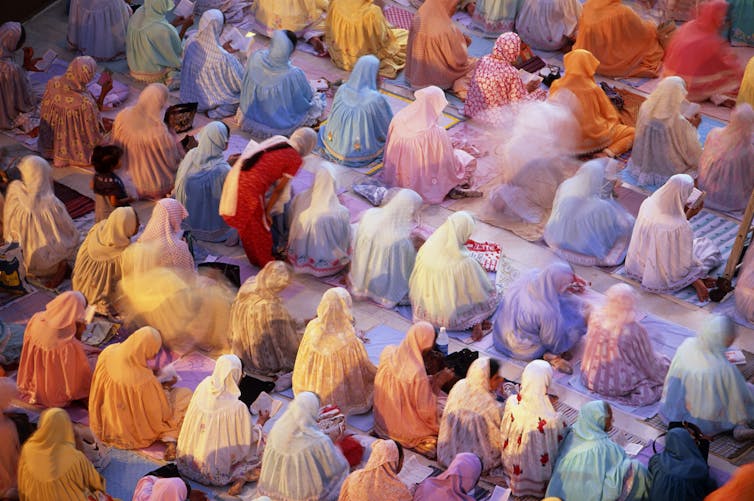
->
0 288 55 323
613 210 744 308
644 414 754 464
735 349 754 381
384 5 414 30
53 181 95 219
615 185 647 218
714 297 754 330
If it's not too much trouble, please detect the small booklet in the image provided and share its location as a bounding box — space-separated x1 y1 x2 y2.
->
518 68 543 88
685 187 705 210
155 363 181 384
35 49 57 72
221 26 254 53
487 486 512 501
726 349 747 365
172 0 194 18
624 442 644 457
681 101 701 120
249 391 284 418
396 455 434 487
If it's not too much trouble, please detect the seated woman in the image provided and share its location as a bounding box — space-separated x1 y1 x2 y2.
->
257 392 349 501
660 315 754 440
410 212 498 336
492 261 588 374
465 32 547 123
698 103 754 212
293 288 376 415
648 427 716 501
414 453 483 500
177 354 268 496
663 0 742 102
546 401 650 500
472 0 519 34
374 322 454 456
405 0 475 99
0 22 35 130
18 408 113 500
180 10 243 119
319 55 393 167
193 0 250 25
516 0 581 51
573 0 663 77
625 174 722 302
72 206 138 314
0 379 19 499
39 56 105 168
287 167 351 277
250 0 328 55
113 83 184 199
325 0 407 78
68 0 132 60
238 30 325 138
628 77 702 186
220 128 315 267
438 357 503 473
132 476 189 500
17 291 92 408
544 159 635 266
338 439 412 501
89 327 192 459
174 121 234 243
549 49 635 157
501 360 567 498
705 463 754 500
581 284 670 406
126 0 184 88
3 155 78 287
349 189 423 308
230 262 301 376
123 198 194 274
384 86 471 204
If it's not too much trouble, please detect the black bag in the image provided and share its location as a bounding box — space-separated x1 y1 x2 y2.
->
6 412 35 445
144 463 192 495
197 261 241 288
444 348 480 379
163 102 198 134
238 375 276 408
600 82 625 111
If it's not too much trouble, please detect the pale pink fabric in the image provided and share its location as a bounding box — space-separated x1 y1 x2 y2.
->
414 452 482 501
405 0 474 90
580 284 670 406
112 83 183 198
465 32 546 124
134 198 194 272
663 0 742 101
0 378 19 499
17 291 92 407
698 103 754 212
373 322 441 448
383 86 467 204
132 475 187 501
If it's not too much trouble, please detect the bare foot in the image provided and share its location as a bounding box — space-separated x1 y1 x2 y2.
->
481 320 492 331
227 479 245 496
163 441 177 461
692 279 710 302
309 36 327 57
471 323 483 342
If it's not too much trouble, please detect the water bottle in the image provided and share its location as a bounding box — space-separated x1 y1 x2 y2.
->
436 327 448 356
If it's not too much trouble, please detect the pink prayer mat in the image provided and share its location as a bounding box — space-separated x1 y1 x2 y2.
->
384 5 414 30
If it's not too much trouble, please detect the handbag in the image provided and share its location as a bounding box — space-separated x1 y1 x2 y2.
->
654 421 711 462
0 241 32 295
600 82 625 111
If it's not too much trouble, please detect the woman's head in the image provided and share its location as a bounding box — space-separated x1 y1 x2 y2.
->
492 32 521 64
91 144 124 174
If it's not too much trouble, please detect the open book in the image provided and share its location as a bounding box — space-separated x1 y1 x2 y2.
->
221 27 255 53
173 0 194 18
681 101 701 120
35 49 57 72
396 455 434 487
249 391 284 418
685 187 705 210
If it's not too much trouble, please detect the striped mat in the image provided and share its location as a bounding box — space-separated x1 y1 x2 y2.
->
644 414 754 464
384 5 414 30
54 181 95 219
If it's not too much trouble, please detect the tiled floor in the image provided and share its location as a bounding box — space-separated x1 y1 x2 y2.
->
3 0 753 498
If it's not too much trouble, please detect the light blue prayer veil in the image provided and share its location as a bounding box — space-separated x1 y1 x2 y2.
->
660 315 754 435
544 158 634 261
126 0 183 74
492 262 586 360
173 121 232 242
238 30 317 137
319 55 394 167
546 400 649 501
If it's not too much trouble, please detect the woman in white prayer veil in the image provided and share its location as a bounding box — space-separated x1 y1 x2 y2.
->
257 391 349 501
230 261 302 376
544 158 635 266
489 92 581 225
516 0 581 51
293 287 376 415
177 354 268 496
287 167 351 277
437 357 503 474
698 103 754 212
628 76 702 186
625 174 722 301
349 188 423 308
409 211 498 338
3 155 78 285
